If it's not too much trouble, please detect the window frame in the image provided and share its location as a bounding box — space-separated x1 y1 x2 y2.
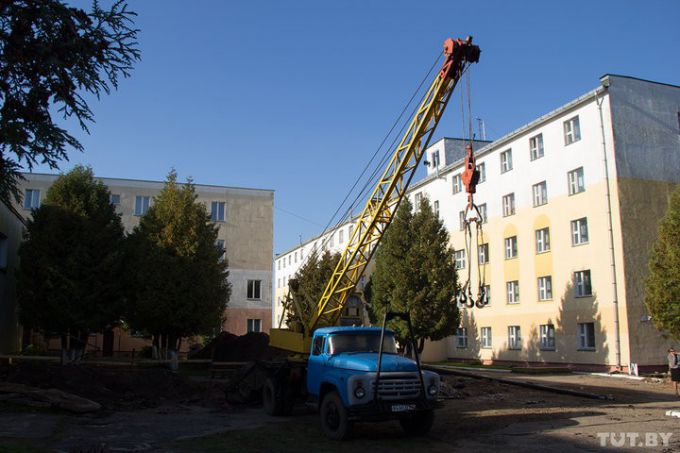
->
247 318 262 333
568 167 585 195
456 327 468 348
23 189 41 210
481 327 492 349
210 201 226 222
564 115 581 145
539 324 556 350
134 195 150 216
452 173 462 194
506 280 520 304
454 249 466 270
504 236 518 260
500 149 513 173
247 279 262 300
537 275 553 301
478 203 487 224
571 217 589 246
529 133 544 160
502 193 515 217
532 181 548 207
574 270 592 297
577 322 595 350
477 162 486 183
478 243 489 264
508 325 522 350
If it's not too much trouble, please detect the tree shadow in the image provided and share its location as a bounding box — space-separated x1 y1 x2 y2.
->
453 309 481 363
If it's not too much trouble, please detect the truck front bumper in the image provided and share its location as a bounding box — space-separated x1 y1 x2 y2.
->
346 398 440 422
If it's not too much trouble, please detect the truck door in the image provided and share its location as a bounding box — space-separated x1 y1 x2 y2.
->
306 334 327 396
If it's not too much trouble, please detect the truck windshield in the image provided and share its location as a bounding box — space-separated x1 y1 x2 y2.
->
327 333 398 355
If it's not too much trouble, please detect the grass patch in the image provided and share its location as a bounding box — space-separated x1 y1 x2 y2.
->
0 440 48 453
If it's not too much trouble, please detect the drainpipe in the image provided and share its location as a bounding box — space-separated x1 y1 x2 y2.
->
595 85 622 370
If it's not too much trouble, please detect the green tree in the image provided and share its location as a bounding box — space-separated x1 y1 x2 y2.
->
0 0 140 206
285 250 341 331
645 185 680 340
17 165 125 357
366 197 459 353
125 170 230 355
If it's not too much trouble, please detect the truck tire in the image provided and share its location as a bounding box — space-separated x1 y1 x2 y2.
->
262 376 293 416
320 391 352 440
399 409 434 436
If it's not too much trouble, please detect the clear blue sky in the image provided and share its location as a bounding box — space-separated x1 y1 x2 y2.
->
40 0 679 255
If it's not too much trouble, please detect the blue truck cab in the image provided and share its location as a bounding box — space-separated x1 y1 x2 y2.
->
307 326 441 440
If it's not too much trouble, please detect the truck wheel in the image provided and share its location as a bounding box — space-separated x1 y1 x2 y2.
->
320 391 352 440
399 409 434 436
263 376 289 416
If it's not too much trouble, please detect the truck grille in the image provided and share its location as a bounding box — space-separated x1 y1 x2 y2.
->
374 375 421 400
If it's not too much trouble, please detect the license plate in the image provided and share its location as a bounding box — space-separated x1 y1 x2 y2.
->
391 404 416 412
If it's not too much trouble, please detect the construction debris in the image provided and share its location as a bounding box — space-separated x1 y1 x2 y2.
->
0 382 101 413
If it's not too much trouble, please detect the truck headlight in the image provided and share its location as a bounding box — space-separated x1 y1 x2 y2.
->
427 384 438 396
354 386 366 399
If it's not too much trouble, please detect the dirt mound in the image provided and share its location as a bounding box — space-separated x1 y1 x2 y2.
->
192 332 285 362
0 362 208 410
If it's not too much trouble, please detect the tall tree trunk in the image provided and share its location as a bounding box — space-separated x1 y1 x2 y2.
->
417 337 426 354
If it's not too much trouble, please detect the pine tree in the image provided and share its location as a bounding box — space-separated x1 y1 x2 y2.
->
367 197 459 352
645 185 680 340
286 250 341 330
17 166 125 357
124 170 230 353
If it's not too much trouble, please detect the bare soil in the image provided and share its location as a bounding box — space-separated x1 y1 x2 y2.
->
1 363 680 452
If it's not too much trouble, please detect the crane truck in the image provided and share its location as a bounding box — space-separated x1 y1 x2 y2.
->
240 36 481 440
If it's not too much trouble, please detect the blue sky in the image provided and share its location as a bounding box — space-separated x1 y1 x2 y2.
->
41 0 679 254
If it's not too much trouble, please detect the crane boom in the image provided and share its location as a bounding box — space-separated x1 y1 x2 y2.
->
271 37 480 354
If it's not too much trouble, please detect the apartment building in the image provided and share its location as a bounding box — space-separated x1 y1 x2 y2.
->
1 174 273 355
274 75 680 371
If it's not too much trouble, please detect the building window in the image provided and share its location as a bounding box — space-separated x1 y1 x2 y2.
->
483 285 491 305
215 239 225 261
459 210 466 231
456 327 468 348
211 201 225 222
529 133 544 160
478 243 489 264
568 167 585 195
564 115 581 145
574 270 592 297
434 200 439 218
538 276 553 300
506 281 519 304
478 203 487 223
288 255 292 265
134 196 150 216
540 324 555 350
481 327 492 349
277 278 280 289
294 251 298 263
414 192 423 206
500 149 513 173
504 236 518 259
339 229 344 243
110 194 121 205
508 326 522 350
329 233 335 248
452 174 462 194
431 150 440 167
247 279 262 300
348 225 353 241
535 227 550 253
477 162 486 183
247 319 262 333
577 322 595 350
532 181 548 207
277 260 281 270
454 249 466 270
0 233 7 270
502 193 515 217
23 189 41 209
571 217 589 245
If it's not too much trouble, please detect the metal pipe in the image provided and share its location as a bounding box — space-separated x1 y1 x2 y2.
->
595 87 622 370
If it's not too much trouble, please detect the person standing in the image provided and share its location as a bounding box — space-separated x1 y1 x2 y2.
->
669 347 680 396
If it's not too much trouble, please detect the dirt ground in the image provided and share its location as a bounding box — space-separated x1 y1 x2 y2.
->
1 363 679 452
